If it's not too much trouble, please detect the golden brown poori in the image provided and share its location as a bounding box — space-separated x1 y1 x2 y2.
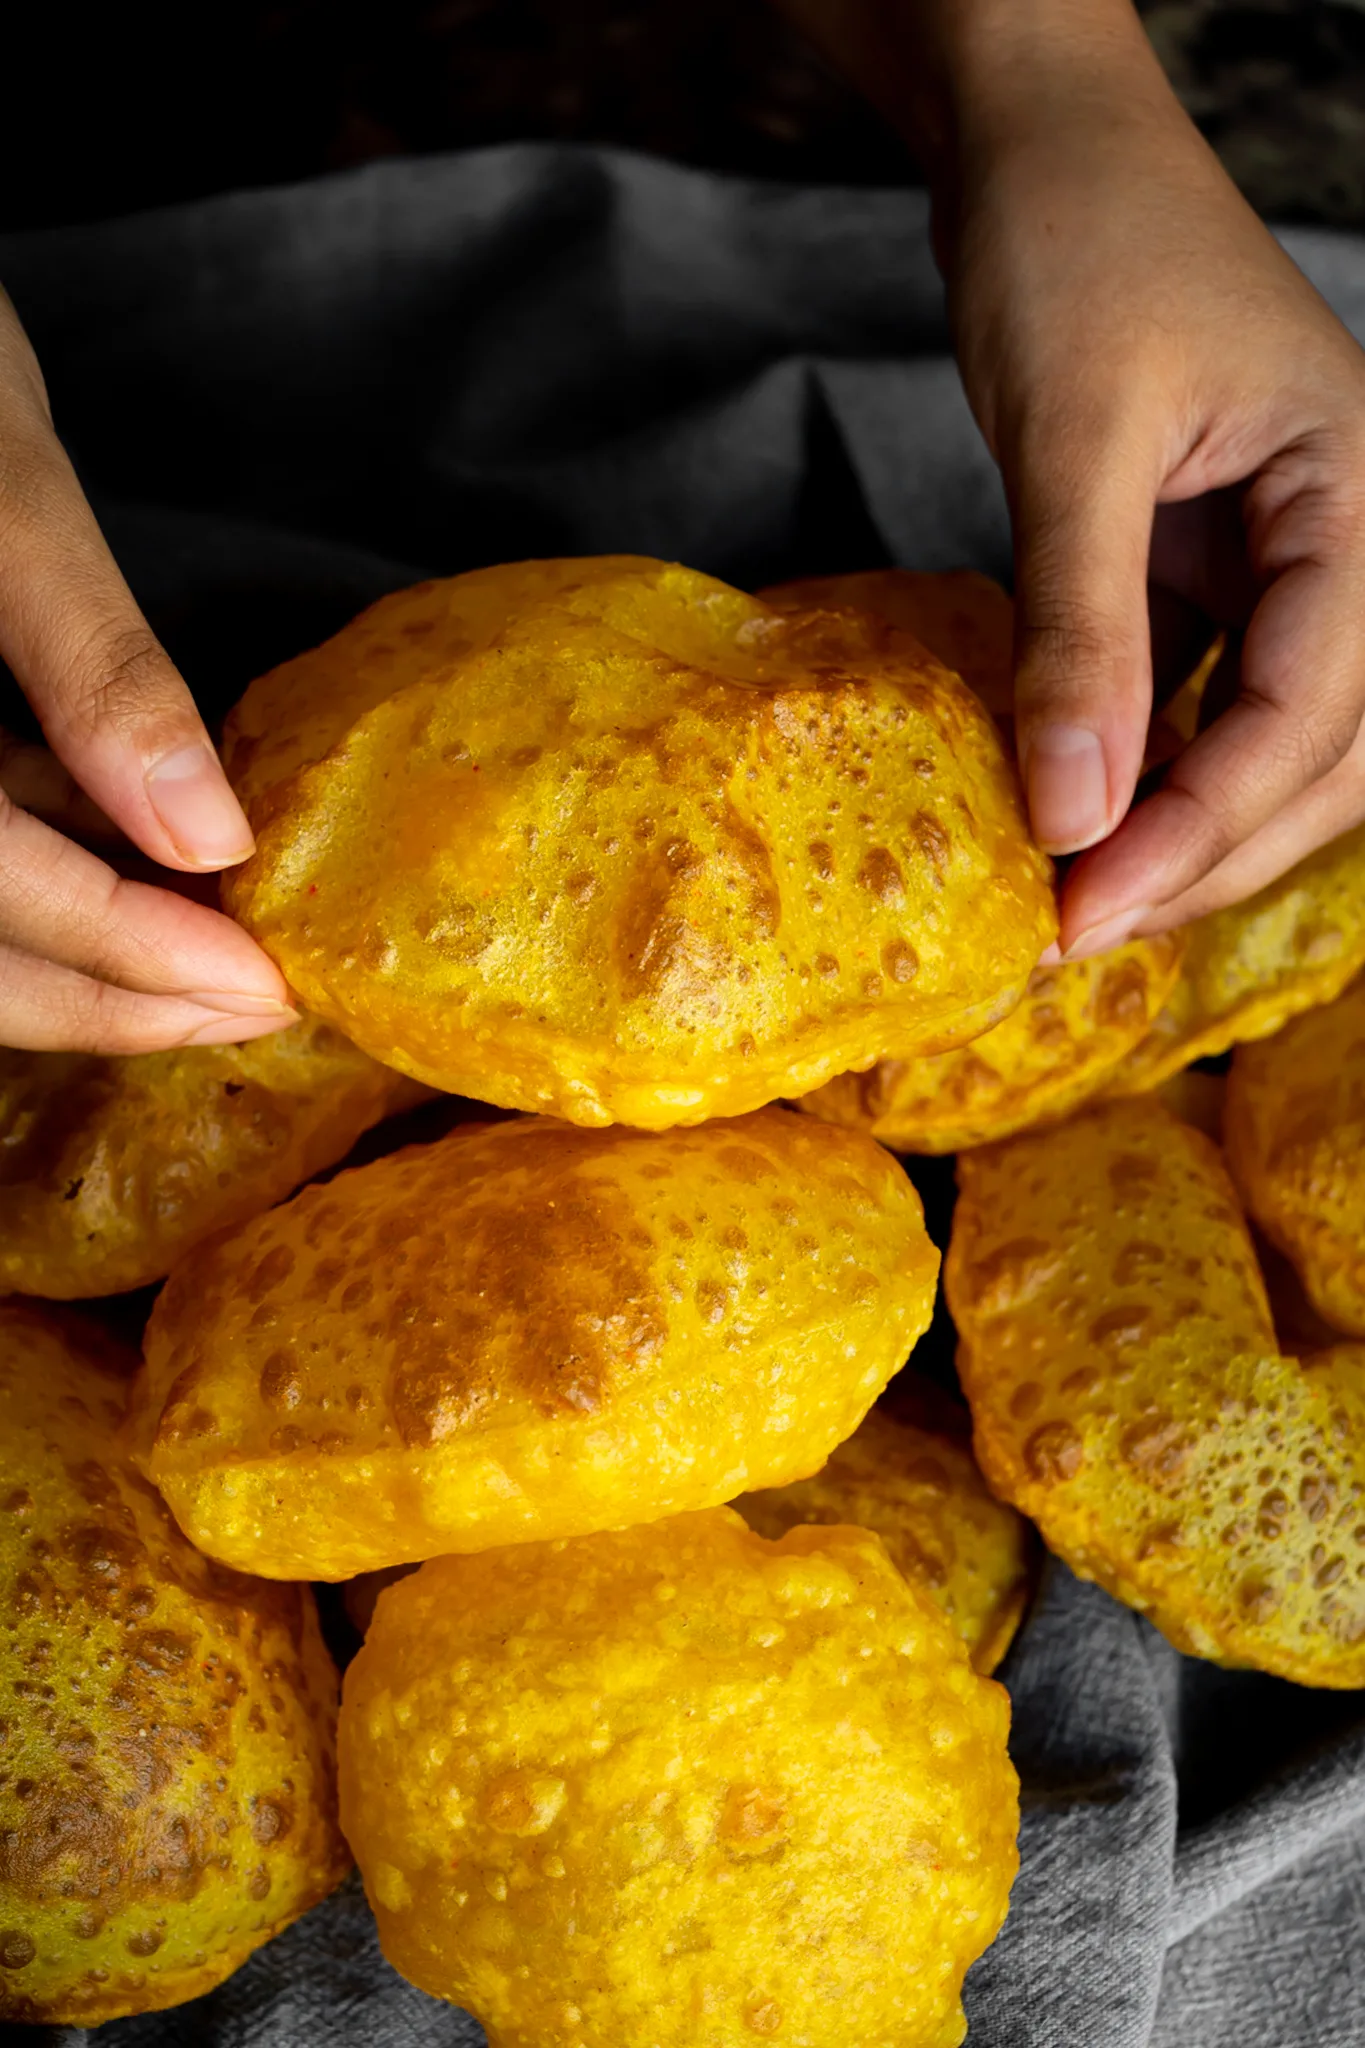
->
0 1303 347 2022
798 934 1185 1152
222 556 1056 1128
1225 977 1365 1339
339 1509 1019 2048
1103 823 1365 1093
947 1099 1365 1686
0 1018 422 1299
738 1401 1034 1672
135 1108 939 1579
761 566 1016 720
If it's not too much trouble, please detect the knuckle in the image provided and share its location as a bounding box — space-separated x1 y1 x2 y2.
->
54 975 173 1056
59 625 181 748
1244 682 1362 786
1019 605 1120 681
1158 776 1242 877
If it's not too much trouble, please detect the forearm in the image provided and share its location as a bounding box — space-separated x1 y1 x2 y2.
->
777 0 1182 192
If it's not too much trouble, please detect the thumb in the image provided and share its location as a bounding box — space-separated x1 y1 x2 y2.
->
1009 420 1160 868
0 290 254 874
0 438 255 874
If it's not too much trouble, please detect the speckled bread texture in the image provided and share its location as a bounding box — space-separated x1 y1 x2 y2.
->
0 1018 423 1299
760 568 1016 722
340 1509 1019 2048
1225 977 1365 1338
0 1303 347 2023
798 936 1185 1152
738 1401 1033 1673
1103 823 1365 1093
947 1099 1365 1685
135 1108 940 1580
221 556 1056 1128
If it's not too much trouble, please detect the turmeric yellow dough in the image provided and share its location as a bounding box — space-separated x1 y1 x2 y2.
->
1226 978 1365 1339
765 571 1223 780
799 935 1185 1152
738 1402 1033 1673
0 1017 421 1299
340 1509 1019 2048
222 556 1055 1128
136 1108 939 1579
947 1099 1365 1685
1105 823 1365 1093
761 568 1016 721
0 1304 347 2024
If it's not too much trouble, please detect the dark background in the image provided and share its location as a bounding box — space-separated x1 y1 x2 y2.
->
4 0 1365 233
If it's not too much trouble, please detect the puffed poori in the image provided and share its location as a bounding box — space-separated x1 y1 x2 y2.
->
947 1099 1365 1685
761 568 1016 721
222 556 1056 1127
135 1108 939 1579
738 1401 1033 1672
1104 823 1365 1093
340 1508 1019 2048
798 935 1185 1152
0 1303 347 2023
1225 977 1365 1339
0 1019 422 1299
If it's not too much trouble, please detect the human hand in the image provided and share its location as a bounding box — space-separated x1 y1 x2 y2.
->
776 0 1365 955
0 285 296 1050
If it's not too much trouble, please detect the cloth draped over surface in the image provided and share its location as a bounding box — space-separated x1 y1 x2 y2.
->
3 144 1365 2048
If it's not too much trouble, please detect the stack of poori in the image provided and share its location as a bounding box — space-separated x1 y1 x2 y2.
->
3 554 1364 2043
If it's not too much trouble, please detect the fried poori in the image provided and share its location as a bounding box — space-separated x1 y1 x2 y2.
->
1104 823 1365 1093
761 567 1016 720
737 1401 1033 1672
1225 977 1365 1339
0 1018 422 1299
797 935 1185 1152
135 1108 939 1579
0 1303 347 2023
947 1099 1365 1685
761 569 1223 775
340 1508 1019 2048
222 556 1056 1128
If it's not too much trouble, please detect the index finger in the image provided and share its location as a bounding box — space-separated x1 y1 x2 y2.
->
1060 444 1365 953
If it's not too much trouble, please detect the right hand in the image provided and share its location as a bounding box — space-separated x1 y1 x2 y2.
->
0 285 296 1053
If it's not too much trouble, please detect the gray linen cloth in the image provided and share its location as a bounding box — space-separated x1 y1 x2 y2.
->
2 145 1364 2048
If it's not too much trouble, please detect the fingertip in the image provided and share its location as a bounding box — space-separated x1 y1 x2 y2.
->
1023 724 1115 854
178 1007 302 1048
1060 905 1152 963
143 743 255 870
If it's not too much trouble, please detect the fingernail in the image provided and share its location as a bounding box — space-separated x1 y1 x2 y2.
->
1037 941 1063 967
179 991 298 1019
1064 906 1153 963
1026 726 1111 854
146 744 255 868
179 1009 300 1048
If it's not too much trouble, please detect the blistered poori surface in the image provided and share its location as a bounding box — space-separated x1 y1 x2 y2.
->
760 568 1016 723
0 1018 421 1299
798 936 1184 1152
135 1109 939 1579
947 1100 1365 1685
1104 823 1365 1093
0 1304 347 2023
1226 978 1365 1339
340 1509 1018 2048
738 1403 1033 1673
222 557 1055 1127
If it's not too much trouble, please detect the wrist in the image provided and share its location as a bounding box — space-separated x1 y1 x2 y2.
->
776 0 1182 186
929 0 1183 159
